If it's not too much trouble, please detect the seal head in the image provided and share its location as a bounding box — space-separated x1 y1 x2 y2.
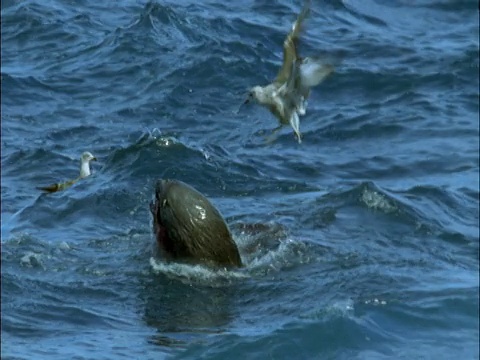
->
150 179 242 268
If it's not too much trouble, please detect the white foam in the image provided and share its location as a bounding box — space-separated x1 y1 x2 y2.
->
364 298 388 306
149 257 249 286
361 188 397 213
300 298 355 320
20 251 45 269
148 234 314 286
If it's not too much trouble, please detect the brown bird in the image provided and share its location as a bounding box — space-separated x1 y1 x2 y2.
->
243 0 335 143
37 151 97 193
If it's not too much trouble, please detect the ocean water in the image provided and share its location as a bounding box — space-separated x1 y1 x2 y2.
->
1 0 479 359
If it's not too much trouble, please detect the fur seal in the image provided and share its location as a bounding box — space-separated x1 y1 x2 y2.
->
150 179 242 268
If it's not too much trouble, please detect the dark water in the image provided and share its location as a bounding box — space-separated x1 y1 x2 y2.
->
2 0 479 358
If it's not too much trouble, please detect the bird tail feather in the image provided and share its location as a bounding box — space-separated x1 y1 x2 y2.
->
289 112 302 144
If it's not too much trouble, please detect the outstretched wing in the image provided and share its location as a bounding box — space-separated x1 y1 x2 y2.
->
299 57 334 89
275 47 300 97
298 49 346 90
274 0 310 85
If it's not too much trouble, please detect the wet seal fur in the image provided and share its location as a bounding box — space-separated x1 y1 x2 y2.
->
150 179 242 268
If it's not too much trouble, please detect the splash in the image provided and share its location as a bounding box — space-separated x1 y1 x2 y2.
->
137 127 177 147
149 257 249 286
149 234 315 285
246 238 313 274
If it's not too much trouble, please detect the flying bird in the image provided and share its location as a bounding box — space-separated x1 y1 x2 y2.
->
244 0 336 143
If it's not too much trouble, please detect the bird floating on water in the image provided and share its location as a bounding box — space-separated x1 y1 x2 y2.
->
243 0 336 143
37 151 97 193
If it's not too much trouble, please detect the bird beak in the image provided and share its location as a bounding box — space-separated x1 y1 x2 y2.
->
91 157 97 161
235 97 250 114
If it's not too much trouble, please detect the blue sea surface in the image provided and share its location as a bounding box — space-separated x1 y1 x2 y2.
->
1 0 479 359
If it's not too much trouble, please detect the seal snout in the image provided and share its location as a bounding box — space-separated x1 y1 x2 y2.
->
152 180 172 221
154 180 168 200
151 180 166 218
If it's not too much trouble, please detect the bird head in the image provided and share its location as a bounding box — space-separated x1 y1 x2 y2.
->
243 86 264 105
81 151 97 163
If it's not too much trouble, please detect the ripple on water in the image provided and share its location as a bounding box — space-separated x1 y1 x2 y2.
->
1 0 479 358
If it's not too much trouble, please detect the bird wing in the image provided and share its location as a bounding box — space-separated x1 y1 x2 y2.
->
36 183 61 193
276 49 301 101
299 57 334 90
37 178 79 193
274 0 310 86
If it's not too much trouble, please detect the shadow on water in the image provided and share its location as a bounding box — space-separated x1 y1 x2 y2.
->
137 217 324 349
140 271 238 348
